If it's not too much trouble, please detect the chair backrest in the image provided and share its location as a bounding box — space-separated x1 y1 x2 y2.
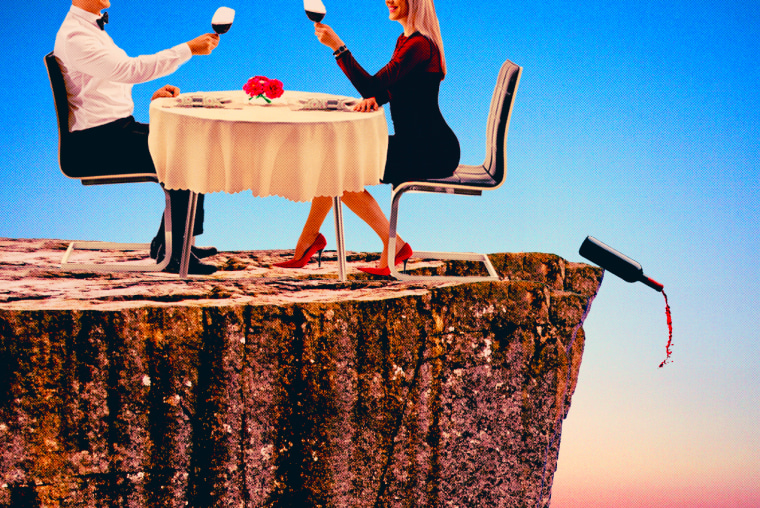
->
44 52 158 185
483 60 522 185
44 52 72 171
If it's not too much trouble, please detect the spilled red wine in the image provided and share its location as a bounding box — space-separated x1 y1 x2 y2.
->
658 291 673 368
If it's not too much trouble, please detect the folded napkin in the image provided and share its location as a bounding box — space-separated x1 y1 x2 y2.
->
175 95 232 108
294 97 358 111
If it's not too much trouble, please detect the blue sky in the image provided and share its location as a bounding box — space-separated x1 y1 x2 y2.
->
1 1 759 505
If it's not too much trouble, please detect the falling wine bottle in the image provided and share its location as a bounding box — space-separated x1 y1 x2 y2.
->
211 6 235 34
304 0 326 22
581 236 674 367
579 236 664 292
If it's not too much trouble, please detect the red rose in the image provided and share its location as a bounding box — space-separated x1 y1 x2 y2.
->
244 76 267 97
244 75 285 102
265 79 284 99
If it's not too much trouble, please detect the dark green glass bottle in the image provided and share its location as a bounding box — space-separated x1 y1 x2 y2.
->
580 236 663 292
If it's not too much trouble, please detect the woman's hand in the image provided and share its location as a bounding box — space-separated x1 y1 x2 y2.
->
151 84 180 100
353 97 379 112
314 23 344 51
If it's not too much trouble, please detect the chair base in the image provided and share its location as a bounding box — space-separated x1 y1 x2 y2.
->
60 189 173 273
60 240 171 273
387 181 500 283
387 243 499 282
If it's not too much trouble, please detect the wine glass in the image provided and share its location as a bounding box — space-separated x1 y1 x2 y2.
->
304 0 326 22
211 6 235 34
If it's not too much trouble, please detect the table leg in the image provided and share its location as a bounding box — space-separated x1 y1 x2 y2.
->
332 196 347 281
179 191 199 278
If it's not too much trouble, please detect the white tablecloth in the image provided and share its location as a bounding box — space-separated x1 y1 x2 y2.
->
148 90 388 202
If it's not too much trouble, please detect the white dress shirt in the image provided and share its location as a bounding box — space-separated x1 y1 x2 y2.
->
54 6 192 132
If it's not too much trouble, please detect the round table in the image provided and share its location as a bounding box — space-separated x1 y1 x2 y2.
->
148 90 389 278
149 90 387 200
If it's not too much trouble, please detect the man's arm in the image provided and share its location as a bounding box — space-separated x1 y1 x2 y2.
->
61 29 217 84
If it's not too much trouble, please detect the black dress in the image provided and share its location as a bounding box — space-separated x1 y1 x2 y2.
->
337 32 460 186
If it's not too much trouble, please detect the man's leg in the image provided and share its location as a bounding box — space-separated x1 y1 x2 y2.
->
151 191 213 258
67 118 215 274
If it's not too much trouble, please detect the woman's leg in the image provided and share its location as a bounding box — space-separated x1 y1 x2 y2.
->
341 190 406 268
292 196 333 259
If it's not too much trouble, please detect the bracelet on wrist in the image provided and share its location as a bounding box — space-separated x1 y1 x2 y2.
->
333 45 348 58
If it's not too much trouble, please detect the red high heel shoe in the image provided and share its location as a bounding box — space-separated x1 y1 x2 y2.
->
358 243 413 276
274 233 327 269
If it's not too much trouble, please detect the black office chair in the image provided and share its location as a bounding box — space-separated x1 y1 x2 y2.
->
388 60 522 281
45 51 172 272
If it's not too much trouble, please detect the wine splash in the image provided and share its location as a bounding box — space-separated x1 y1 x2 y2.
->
658 290 673 368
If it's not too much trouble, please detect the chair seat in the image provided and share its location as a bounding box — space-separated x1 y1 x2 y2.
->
76 173 159 186
426 164 498 187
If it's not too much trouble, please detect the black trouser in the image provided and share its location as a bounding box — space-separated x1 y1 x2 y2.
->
65 116 204 258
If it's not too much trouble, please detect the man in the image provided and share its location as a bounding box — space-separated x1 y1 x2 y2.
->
54 0 220 274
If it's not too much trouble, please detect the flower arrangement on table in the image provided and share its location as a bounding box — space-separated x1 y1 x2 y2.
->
243 76 284 103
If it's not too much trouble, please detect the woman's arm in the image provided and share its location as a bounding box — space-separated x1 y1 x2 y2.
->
338 36 433 103
314 24 433 104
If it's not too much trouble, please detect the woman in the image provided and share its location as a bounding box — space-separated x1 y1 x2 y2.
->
275 0 460 276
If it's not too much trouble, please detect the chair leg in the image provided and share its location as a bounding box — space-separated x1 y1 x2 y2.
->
387 185 500 282
60 189 173 273
333 196 348 282
177 191 199 278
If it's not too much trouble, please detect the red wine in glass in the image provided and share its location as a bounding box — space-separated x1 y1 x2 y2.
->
212 7 235 34
304 0 326 22
212 22 232 34
212 22 231 34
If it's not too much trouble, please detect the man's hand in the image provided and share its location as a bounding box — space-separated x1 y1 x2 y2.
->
187 33 220 55
152 84 180 100
353 97 379 112
314 23 344 51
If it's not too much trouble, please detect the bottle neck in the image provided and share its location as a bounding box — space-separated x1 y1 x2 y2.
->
641 275 664 292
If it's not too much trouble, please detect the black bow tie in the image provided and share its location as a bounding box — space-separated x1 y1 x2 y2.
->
96 11 109 30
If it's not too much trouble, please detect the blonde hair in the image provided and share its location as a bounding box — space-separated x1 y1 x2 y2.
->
405 0 447 76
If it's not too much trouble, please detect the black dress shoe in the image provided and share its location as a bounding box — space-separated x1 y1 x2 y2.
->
163 254 218 275
151 239 218 262
150 236 163 260
192 245 218 259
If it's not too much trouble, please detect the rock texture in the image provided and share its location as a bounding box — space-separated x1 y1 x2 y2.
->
0 238 603 507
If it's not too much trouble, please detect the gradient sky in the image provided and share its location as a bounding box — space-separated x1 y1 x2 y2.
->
1 1 758 506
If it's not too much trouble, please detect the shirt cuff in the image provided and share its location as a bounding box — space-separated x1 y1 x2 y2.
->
175 42 193 63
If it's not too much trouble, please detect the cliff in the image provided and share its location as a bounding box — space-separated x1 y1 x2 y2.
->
0 238 603 507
